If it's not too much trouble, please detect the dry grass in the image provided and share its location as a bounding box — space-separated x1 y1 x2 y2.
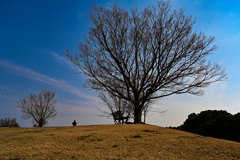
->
0 124 240 159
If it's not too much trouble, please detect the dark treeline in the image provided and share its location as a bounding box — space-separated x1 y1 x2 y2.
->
0 117 20 127
173 110 240 142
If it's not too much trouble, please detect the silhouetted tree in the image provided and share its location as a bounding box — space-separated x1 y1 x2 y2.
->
179 113 198 131
66 1 226 123
230 113 240 141
0 117 20 127
179 110 240 142
17 89 57 127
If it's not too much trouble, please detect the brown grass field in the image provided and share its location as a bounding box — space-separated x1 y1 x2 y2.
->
0 124 240 160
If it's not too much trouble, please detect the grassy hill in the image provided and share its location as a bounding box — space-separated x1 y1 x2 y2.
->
1 124 240 160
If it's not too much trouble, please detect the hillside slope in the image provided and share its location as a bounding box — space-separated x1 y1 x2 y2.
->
0 124 240 159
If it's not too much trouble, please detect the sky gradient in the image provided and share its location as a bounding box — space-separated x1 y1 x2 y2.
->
1 0 240 127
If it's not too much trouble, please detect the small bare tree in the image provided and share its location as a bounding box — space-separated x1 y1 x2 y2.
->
17 89 57 127
66 1 226 123
98 92 134 120
99 92 162 123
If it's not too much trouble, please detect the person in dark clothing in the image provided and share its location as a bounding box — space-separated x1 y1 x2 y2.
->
72 120 77 126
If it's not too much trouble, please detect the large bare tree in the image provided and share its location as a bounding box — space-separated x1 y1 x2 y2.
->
17 89 57 127
66 1 226 123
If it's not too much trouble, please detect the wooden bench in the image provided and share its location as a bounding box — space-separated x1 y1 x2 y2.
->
112 111 129 124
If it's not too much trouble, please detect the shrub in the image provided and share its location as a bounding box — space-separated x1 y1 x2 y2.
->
179 110 240 142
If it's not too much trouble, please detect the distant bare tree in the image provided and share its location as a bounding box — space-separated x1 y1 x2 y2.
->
99 92 162 123
0 117 20 127
98 92 134 120
66 1 226 123
17 89 57 127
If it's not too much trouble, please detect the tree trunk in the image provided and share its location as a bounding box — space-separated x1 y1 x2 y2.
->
143 110 146 123
134 108 142 123
38 118 45 127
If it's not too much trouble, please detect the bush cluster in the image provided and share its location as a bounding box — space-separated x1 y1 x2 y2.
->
0 117 20 127
177 110 240 142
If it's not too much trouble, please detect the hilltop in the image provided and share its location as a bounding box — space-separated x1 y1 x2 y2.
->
1 124 240 159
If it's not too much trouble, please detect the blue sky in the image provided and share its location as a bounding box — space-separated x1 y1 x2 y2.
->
0 0 240 127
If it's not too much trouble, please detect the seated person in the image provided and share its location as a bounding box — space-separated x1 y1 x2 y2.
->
72 120 77 126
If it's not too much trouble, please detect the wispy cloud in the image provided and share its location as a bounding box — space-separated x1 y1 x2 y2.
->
0 59 97 101
43 50 72 66
58 101 98 115
78 12 85 18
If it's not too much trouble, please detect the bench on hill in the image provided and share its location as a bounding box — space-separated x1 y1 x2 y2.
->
112 111 129 124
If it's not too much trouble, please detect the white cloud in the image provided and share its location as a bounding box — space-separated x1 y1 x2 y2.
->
57 101 98 115
43 50 72 67
0 59 97 101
